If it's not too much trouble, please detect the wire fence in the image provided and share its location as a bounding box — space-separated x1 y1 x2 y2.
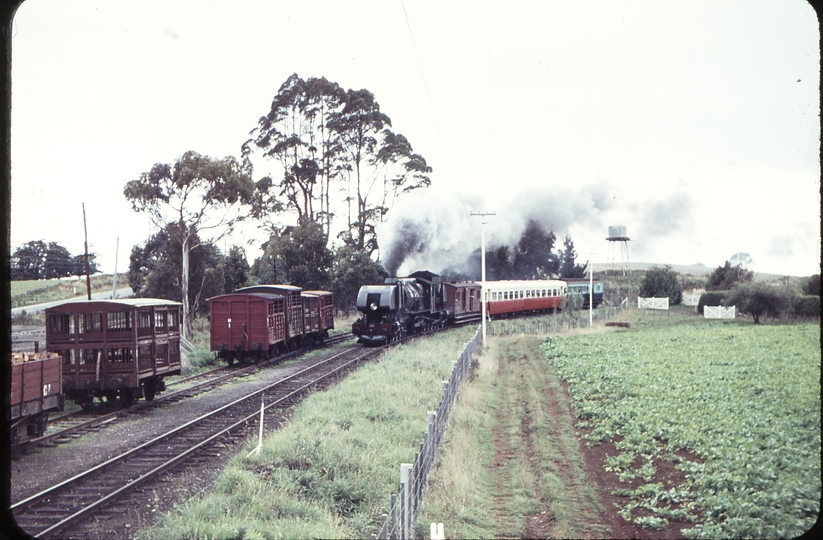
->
487 303 629 336
371 327 483 540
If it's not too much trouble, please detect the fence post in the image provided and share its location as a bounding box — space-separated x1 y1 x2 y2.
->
401 464 413 539
390 494 398 540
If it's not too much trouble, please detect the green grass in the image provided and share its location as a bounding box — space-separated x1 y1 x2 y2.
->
141 326 478 540
10 274 129 308
542 321 821 538
419 335 610 539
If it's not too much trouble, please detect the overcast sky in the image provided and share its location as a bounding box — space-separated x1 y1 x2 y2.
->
9 0 821 277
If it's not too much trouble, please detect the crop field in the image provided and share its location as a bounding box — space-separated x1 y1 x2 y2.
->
542 322 820 538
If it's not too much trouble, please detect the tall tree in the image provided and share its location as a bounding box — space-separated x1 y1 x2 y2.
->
558 234 588 279
243 74 346 238
128 225 226 317
329 90 431 255
512 220 559 279
260 219 334 290
330 244 387 311
221 245 251 293
10 240 95 280
124 151 255 339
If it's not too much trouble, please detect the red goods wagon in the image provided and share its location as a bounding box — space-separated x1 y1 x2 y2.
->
484 280 567 317
443 282 482 322
303 290 335 336
10 352 65 444
46 299 182 408
209 292 286 364
236 285 305 347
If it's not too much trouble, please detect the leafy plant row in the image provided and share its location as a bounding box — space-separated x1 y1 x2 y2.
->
541 322 820 538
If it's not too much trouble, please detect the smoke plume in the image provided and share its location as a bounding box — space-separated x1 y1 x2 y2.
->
377 182 615 276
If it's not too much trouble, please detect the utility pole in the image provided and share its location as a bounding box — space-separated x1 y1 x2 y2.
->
470 211 495 343
83 203 92 300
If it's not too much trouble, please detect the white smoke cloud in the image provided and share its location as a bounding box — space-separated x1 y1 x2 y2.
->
377 181 618 276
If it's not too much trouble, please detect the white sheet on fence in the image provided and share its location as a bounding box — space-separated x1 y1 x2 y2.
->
704 305 736 319
638 297 669 310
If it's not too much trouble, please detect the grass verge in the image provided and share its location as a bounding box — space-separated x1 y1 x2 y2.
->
419 335 609 539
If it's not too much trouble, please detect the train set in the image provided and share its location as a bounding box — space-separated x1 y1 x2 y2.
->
9 271 604 443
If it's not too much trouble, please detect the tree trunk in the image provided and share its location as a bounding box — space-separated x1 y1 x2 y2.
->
181 232 192 340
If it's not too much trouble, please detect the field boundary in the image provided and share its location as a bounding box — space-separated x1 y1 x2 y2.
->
371 327 483 540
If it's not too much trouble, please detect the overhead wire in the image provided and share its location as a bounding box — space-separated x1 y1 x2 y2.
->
399 0 446 154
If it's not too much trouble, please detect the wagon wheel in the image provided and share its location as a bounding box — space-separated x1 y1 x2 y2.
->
143 380 156 402
120 388 135 409
227 357 235 366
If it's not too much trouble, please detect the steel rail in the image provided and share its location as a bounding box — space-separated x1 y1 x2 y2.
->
12 344 374 539
12 333 355 453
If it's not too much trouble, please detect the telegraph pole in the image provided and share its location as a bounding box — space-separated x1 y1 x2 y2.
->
83 203 92 300
470 211 495 343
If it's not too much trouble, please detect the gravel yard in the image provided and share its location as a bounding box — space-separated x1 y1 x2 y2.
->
9 351 345 539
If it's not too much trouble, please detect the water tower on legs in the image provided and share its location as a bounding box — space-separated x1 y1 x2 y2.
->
607 226 631 275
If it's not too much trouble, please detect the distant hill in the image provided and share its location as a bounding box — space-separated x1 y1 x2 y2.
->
590 262 713 276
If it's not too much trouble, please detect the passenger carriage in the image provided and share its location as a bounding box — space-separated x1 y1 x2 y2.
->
45 299 182 408
484 280 567 317
564 279 604 308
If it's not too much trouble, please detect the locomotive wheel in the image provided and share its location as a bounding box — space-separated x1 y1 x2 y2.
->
143 380 156 402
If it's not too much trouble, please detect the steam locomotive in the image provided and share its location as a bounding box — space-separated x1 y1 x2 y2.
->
352 271 580 345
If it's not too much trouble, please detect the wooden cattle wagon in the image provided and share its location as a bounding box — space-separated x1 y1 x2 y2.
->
45 299 182 408
301 291 335 344
208 292 286 364
9 352 65 444
443 282 482 322
236 285 305 348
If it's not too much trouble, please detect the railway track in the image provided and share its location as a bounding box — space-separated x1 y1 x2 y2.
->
11 332 355 455
11 342 377 539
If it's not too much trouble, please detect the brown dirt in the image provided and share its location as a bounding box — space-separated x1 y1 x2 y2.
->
492 337 700 539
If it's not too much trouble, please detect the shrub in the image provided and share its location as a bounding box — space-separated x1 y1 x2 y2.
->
725 282 793 324
697 291 727 315
705 261 754 291
792 295 821 319
802 274 821 296
639 265 683 305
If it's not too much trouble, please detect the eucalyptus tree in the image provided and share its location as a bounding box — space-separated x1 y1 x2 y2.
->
243 74 432 256
124 151 255 339
243 74 346 238
329 89 432 255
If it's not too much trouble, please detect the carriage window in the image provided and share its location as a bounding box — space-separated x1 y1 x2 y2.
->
49 314 74 335
156 311 168 332
107 347 134 363
168 310 179 329
80 313 103 334
59 349 75 366
520 291 524 299
107 312 132 331
525 290 530 298
80 348 100 365
138 311 153 329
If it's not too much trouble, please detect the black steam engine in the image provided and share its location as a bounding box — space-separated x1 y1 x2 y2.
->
352 270 450 345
